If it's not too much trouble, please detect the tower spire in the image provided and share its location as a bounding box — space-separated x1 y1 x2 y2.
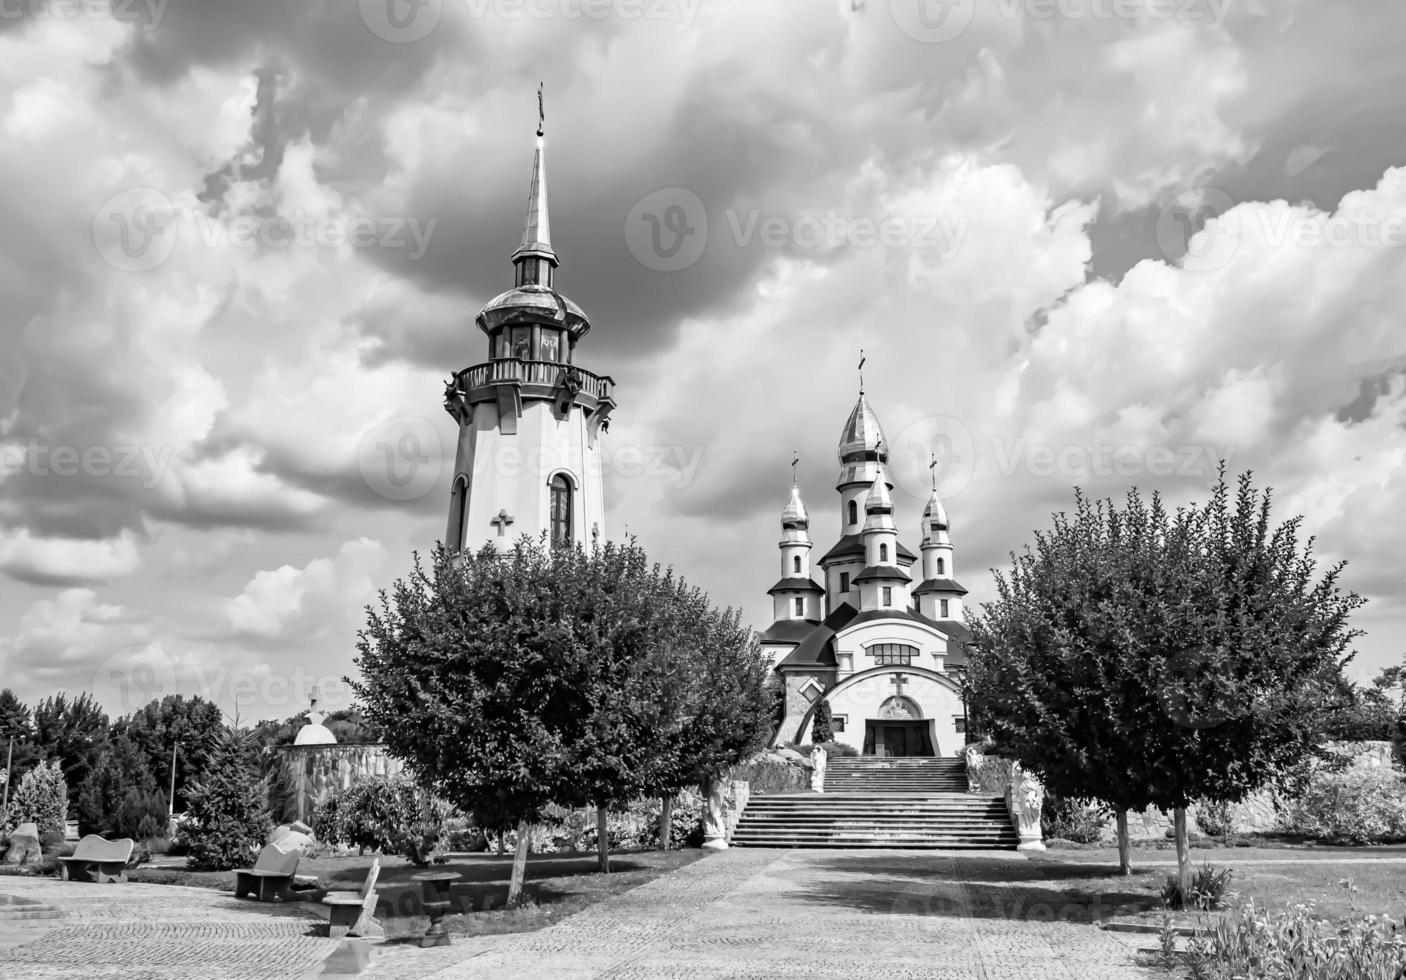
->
512 83 556 285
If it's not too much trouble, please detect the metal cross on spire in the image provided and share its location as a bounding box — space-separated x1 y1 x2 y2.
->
537 82 545 137
857 348 866 394
930 451 939 490
791 450 799 485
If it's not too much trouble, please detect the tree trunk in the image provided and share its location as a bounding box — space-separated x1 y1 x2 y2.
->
659 795 674 851
1173 807 1192 906
1116 808 1131 876
596 805 611 873
496 831 505 857
507 818 531 908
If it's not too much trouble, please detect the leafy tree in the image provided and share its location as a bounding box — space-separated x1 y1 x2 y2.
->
32 692 109 792
182 726 270 871
0 689 39 796
4 759 68 841
353 537 772 903
967 470 1364 897
811 700 834 744
76 733 161 835
310 774 451 866
113 695 224 813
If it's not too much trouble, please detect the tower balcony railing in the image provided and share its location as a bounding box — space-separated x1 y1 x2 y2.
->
446 358 616 427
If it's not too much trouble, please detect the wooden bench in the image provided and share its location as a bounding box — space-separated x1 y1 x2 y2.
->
59 835 135 883
321 857 384 939
233 843 301 902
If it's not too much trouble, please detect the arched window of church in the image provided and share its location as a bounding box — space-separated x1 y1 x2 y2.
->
848 500 857 526
448 476 468 552
879 543 888 562
794 597 804 616
936 557 945 575
549 473 573 545
793 555 801 573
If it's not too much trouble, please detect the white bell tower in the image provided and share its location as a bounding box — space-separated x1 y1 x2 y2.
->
442 100 615 553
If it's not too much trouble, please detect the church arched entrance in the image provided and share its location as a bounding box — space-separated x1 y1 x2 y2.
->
862 695 935 757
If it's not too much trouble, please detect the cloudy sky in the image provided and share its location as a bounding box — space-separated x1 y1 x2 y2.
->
1 0 1404 722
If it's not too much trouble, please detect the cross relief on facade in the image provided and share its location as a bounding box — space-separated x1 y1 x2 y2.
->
490 509 516 537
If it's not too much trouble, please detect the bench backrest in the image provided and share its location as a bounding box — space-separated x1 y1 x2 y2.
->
71 835 135 863
252 843 301 876
360 857 381 901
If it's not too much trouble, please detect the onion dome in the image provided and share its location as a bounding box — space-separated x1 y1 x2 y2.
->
837 394 892 489
781 484 809 529
863 473 896 532
923 490 949 530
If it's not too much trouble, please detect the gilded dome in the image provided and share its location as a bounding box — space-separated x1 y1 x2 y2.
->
838 394 888 462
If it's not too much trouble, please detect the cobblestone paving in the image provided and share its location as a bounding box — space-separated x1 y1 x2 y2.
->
0 851 1160 980
367 849 1158 980
0 877 333 980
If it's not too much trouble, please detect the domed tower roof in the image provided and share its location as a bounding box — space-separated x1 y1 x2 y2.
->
923 489 949 530
293 688 337 746
837 394 891 490
863 473 896 532
839 394 887 462
781 484 809 529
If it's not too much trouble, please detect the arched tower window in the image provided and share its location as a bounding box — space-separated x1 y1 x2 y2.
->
936 557 945 575
879 543 888 562
792 555 801 573
847 499 858 526
549 473 573 546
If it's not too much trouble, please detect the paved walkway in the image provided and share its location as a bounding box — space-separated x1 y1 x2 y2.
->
1 850 1158 980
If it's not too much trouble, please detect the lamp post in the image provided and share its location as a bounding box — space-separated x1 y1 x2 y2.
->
2 736 12 812
168 742 179 817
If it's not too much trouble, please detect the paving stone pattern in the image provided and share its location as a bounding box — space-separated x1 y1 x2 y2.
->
1 850 1159 980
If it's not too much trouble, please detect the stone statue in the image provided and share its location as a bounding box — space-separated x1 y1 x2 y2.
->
810 746 827 793
1004 761 1046 851
701 777 728 850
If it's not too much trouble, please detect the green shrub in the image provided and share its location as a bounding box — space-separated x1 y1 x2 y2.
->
726 754 809 795
1185 902 1406 979
1195 799 1235 837
1040 794 1107 843
310 775 451 866
1161 863 1234 911
811 701 834 743
790 741 858 758
3 761 68 841
182 728 270 871
1285 760 1406 844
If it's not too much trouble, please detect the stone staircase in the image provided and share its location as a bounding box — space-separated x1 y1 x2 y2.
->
732 756 1018 850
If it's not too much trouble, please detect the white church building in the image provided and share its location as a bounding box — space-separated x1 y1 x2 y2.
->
762 396 973 758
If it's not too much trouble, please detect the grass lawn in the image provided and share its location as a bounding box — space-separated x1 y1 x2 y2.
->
129 848 704 939
1024 846 1406 926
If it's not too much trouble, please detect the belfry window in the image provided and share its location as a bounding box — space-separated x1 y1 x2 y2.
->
940 598 950 618
882 586 892 606
794 597 804 616
936 557 946 575
879 543 888 562
793 555 801 573
839 572 850 592
549 473 573 545
847 500 858 525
